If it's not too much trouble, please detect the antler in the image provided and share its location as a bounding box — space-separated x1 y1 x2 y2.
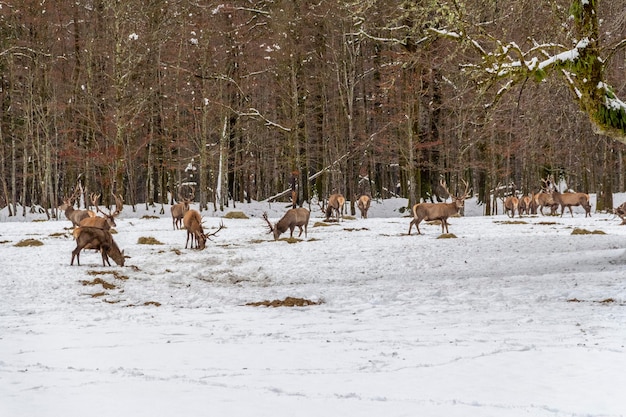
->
89 192 107 216
459 179 471 199
262 212 274 234
204 221 225 241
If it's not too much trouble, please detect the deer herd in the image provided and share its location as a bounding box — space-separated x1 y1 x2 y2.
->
60 176 620 268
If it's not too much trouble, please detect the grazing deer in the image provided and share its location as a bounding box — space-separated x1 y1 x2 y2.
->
551 190 592 217
79 192 123 230
182 209 223 249
357 194 372 219
263 208 310 240
503 196 519 218
614 202 626 225
71 226 125 266
59 184 96 227
408 180 470 235
324 193 345 222
171 186 195 230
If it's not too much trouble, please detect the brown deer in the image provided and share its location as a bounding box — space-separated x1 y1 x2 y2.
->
503 196 519 218
182 209 224 249
59 184 96 227
357 194 372 219
408 180 470 235
324 193 345 222
71 226 125 266
518 195 532 216
171 186 195 230
263 208 310 240
79 192 123 229
551 190 592 217
533 191 558 215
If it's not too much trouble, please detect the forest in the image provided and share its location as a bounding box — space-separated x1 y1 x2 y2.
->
1 0 625 217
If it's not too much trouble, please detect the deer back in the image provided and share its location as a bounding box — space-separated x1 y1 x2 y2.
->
357 194 371 217
79 216 113 230
276 208 310 230
183 209 204 233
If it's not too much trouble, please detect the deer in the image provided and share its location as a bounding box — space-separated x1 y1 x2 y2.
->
79 192 123 230
614 202 626 225
357 194 372 219
171 186 195 230
324 193 345 222
551 189 592 217
533 191 558 215
59 184 96 227
71 226 125 266
518 194 532 216
182 209 224 249
533 177 559 216
408 179 470 235
503 195 519 218
263 208 310 240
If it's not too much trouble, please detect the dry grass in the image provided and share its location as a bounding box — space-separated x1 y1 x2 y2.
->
246 297 321 307
437 233 458 239
14 238 43 247
223 211 248 219
571 228 606 235
137 236 164 245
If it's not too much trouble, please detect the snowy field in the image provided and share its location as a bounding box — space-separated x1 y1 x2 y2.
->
1 196 625 417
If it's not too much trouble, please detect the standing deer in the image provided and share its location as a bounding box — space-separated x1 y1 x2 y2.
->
533 191 558 215
324 193 345 222
263 208 310 240
551 190 592 217
357 194 372 219
503 196 519 218
80 192 123 229
171 186 195 230
408 180 470 235
59 184 96 227
518 195 532 216
71 226 125 266
182 209 223 249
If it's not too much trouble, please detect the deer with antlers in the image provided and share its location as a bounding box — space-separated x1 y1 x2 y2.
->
533 177 558 216
79 192 123 230
171 186 195 230
182 209 224 250
263 208 310 240
408 179 470 235
71 226 125 267
59 183 96 227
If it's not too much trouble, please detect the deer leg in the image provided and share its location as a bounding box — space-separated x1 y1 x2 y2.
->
71 247 81 266
185 231 191 249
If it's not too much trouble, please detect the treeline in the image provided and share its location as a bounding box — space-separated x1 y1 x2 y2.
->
1 0 625 217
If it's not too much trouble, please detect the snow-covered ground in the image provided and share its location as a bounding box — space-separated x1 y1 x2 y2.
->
1 196 625 417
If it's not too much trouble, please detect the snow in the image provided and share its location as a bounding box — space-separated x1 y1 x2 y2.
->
2 196 626 417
